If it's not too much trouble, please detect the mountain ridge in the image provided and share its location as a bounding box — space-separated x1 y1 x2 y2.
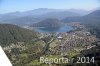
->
0 8 88 26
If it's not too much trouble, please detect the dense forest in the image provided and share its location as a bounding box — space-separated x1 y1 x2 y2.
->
0 24 37 47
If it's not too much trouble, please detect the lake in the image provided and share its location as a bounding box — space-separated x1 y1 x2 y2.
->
34 26 74 33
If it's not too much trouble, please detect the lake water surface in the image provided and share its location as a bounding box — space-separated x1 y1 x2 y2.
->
34 26 74 33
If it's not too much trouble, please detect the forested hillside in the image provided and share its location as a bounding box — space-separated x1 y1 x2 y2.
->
32 18 62 28
0 24 37 47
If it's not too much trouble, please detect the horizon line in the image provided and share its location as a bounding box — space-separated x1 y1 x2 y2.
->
0 7 99 14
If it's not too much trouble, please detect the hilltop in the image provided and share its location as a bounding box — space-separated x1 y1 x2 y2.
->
32 18 62 28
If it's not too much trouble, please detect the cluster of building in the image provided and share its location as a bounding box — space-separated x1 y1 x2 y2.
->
53 26 99 56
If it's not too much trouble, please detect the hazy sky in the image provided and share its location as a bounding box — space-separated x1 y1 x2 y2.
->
0 0 100 14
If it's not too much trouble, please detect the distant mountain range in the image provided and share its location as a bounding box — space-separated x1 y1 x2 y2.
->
0 8 89 26
62 10 100 26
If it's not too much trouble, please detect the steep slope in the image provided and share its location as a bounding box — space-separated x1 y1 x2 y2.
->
83 10 100 26
0 24 37 47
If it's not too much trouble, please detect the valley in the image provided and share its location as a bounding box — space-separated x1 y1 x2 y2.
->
0 6 100 66
2 22 99 66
